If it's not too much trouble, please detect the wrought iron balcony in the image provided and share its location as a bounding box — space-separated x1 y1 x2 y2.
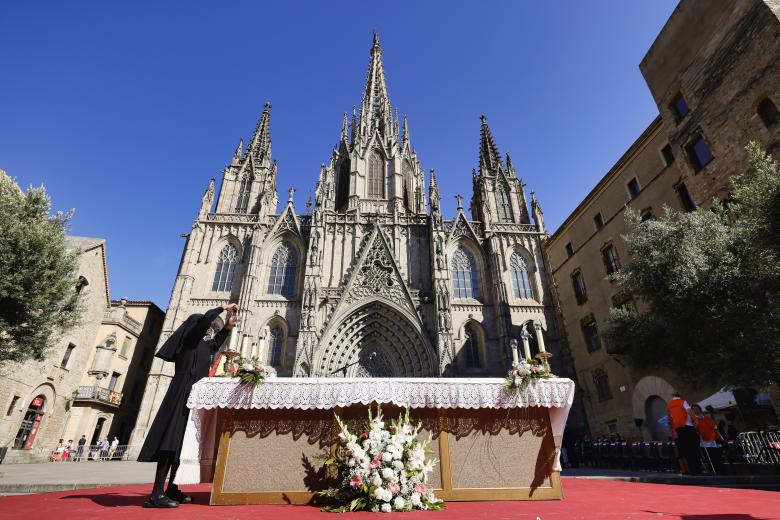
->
73 386 122 408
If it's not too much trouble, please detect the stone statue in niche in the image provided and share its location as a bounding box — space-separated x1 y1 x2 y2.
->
482 200 491 223
435 235 445 270
310 231 320 265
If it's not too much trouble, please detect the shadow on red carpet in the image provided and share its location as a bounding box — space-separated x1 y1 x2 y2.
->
0 478 778 519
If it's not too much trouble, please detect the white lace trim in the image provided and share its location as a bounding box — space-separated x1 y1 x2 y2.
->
187 377 575 410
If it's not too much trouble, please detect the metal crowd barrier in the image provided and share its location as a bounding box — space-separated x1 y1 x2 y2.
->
738 431 780 465
570 439 760 474
49 444 134 462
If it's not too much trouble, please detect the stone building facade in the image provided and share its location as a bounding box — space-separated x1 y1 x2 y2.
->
60 299 163 448
546 0 780 439
0 237 110 463
0 237 164 462
131 35 569 454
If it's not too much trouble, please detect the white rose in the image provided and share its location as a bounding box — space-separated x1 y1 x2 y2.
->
393 496 405 510
381 503 391 513
410 492 422 507
242 362 254 371
392 460 404 470
381 467 394 480
371 473 382 487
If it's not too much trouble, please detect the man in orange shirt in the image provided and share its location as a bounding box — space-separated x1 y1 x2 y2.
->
667 391 701 475
692 404 724 474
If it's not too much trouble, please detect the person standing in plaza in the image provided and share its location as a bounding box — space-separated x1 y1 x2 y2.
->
667 391 702 475
76 435 86 461
99 437 110 461
109 436 119 460
138 303 238 508
692 404 724 474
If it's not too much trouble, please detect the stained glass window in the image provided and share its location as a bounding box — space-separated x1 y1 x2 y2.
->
451 247 479 299
267 242 297 296
212 244 238 292
510 251 533 299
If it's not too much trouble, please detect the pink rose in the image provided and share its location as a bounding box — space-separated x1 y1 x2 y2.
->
387 482 400 494
414 483 427 494
350 475 362 488
369 455 382 469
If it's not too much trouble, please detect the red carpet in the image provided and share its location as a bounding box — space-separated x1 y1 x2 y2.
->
0 478 778 520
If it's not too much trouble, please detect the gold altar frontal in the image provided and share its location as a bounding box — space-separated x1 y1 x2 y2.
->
209 404 562 505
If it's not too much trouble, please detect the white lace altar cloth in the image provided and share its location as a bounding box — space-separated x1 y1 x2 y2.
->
177 377 576 483
187 377 575 411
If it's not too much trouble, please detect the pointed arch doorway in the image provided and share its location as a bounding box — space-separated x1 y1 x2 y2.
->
316 301 435 377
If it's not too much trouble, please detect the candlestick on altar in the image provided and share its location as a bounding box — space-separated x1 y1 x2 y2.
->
241 335 250 358
520 329 532 360
533 320 547 354
228 325 239 352
510 338 519 364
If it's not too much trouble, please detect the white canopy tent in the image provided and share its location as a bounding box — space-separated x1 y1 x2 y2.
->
698 388 738 411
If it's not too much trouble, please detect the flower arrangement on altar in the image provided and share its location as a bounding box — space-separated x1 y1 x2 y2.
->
224 355 276 387
505 354 553 392
318 406 445 513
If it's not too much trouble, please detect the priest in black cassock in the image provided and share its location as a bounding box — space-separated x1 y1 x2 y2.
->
138 302 238 508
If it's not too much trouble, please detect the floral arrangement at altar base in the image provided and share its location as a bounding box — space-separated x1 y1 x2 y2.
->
318 406 445 513
505 354 554 393
224 356 276 387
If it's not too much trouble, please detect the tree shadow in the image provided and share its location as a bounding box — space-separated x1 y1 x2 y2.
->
60 491 212 508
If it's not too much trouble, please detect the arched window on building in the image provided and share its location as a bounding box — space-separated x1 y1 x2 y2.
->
267 242 297 296
402 160 413 211
463 323 481 368
235 175 251 212
451 247 480 299
757 97 779 129
593 369 613 401
212 244 238 292
267 325 284 367
510 250 533 299
336 159 351 209
498 186 513 222
368 151 384 198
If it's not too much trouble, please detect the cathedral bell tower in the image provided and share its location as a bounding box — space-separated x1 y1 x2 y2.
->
212 102 279 218
316 33 427 216
470 115 531 228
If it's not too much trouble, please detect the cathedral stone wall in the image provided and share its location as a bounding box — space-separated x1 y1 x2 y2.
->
131 35 568 455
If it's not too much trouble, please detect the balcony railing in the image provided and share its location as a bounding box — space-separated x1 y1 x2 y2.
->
73 386 122 408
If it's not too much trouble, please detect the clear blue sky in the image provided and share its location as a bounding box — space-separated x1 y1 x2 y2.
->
0 1 677 308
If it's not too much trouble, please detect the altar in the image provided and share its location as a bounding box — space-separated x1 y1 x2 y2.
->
178 377 575 505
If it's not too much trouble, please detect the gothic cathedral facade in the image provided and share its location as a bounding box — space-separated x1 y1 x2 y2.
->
132 35 563 447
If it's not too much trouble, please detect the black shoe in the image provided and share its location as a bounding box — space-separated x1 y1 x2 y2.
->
144 493 179 508
165 483 193 504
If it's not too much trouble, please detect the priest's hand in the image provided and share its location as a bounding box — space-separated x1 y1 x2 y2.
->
223 303 239 313
225 315 239 330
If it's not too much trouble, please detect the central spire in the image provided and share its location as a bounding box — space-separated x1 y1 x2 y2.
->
359 32 393 140
478 114 503 176
247 102 272 164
